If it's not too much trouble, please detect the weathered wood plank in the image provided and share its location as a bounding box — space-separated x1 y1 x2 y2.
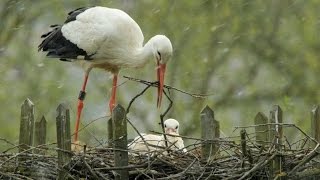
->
56 103 72 180
201 105 220 161
34 116 47 155
254 112 268 146
112 104 128 180
241 129 247 157
269 105 283 179
311 105 320 148
32 115 48 180
18 98 35 175
108 118 113 147
240 129 247 168
19 98 35 153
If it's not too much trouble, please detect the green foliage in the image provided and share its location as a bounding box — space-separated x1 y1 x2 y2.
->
1 0 320 151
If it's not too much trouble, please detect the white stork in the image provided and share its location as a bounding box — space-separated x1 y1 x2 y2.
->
128 119 187 155
38 6 173 142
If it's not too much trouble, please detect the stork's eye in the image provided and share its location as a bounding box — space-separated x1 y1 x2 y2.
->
175 126 178 129
157 51 161 60
164 124 167 128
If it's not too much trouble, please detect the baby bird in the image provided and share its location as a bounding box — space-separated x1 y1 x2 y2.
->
128 118 187 155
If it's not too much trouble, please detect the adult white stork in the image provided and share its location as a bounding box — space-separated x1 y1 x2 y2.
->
128 118 187 155
38 6 173 142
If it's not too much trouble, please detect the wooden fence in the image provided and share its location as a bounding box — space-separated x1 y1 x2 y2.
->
15 98 320 179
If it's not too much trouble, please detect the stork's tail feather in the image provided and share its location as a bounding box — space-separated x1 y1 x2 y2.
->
38 25 61 51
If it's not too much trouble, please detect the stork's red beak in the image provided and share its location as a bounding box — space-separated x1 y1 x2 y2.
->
157 63 166 108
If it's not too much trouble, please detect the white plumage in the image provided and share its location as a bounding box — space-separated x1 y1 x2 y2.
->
128 134 163 153
128 119 187 155
39 6 173 142
61 7 146 67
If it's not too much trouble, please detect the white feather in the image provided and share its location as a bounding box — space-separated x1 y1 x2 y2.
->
128 134 163 153
165 132 187 153
61 6 145 66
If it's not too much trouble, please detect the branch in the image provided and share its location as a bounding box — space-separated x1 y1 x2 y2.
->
159 89 173 149
82 156 102 180
150 130 235 143
126 118 152 152
288 143 320 175
156 159 197 180
239 153 277 180
123 76 212 98
293 168 320 179
126 85 152 114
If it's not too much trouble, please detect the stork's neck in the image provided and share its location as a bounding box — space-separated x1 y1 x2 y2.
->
132 38 155 68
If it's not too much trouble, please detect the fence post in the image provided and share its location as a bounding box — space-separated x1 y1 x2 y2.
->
269 105 283 179
240 129 247 167
19 98 35 154
108 118 113 147
254 112 268 146
34 116 47 154
56 103 72 179
112 104 128 180
18 98 35 176
201 105 220 161
311 105 320 147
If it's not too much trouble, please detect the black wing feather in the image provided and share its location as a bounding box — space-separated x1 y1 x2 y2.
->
65 7 91 23
38 7 94 61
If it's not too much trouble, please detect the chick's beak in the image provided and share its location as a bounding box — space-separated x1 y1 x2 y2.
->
165 128 176 134
157 62 166 108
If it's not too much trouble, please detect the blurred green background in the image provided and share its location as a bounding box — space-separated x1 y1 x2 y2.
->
1 0 320 151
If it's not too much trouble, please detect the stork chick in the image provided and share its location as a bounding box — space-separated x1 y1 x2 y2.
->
128 119 186 155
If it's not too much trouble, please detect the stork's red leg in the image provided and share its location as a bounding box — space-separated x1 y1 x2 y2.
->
109 74 118 113
74 74 89 142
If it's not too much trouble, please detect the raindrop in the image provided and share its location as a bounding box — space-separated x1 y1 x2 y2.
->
223 48 229 53
210 26 217 32
183 26 190 32
236 89 245 97
57 82 64 89
37 63 44 67
202 57 208 63
153 9 160 14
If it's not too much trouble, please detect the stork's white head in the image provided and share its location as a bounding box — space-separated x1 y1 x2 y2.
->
150 35 173 108
164 118 179 134
151 35 173 64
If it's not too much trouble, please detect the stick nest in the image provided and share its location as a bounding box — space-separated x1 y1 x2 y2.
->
1 132 320 180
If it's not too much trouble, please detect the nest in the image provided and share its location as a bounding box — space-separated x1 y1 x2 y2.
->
1 132 320 180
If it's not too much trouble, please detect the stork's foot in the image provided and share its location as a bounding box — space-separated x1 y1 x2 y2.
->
109 99 116 113
71 140 86 154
